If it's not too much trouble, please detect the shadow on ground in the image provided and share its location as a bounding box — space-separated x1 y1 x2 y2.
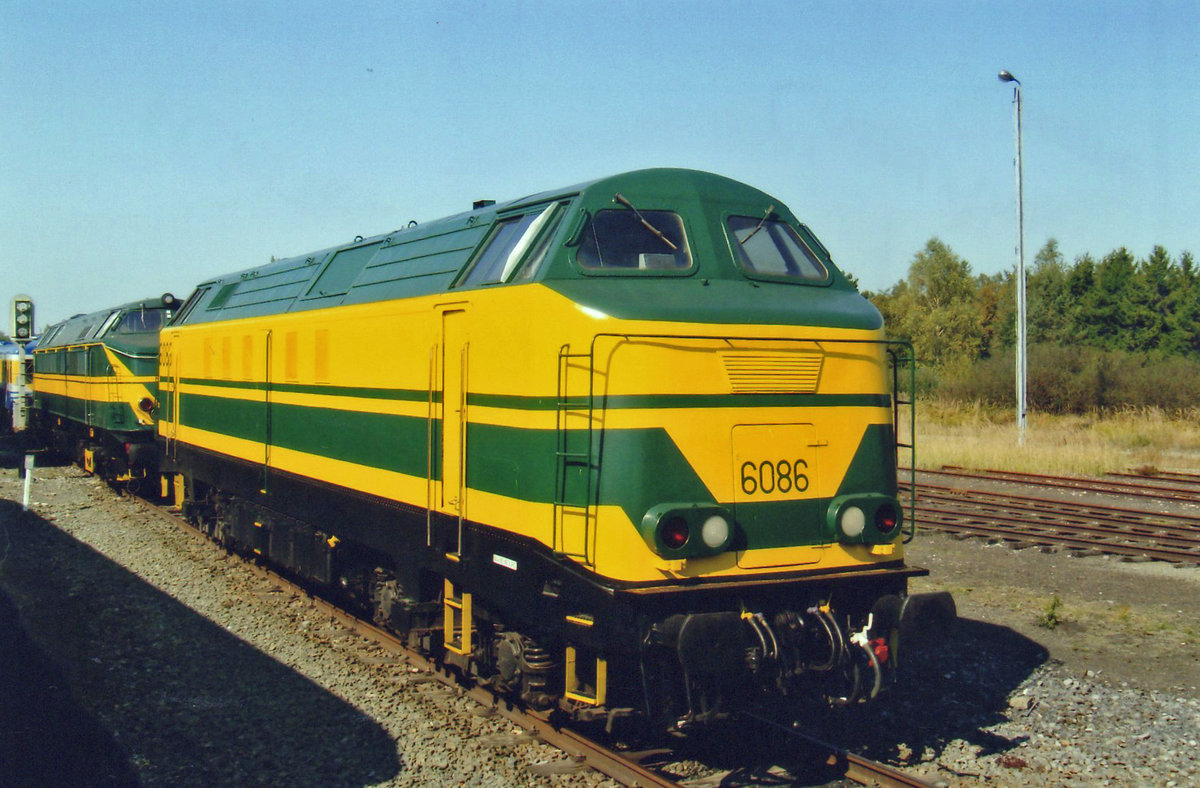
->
660 616 1048 786
0 587 138 786
0 498 400 787
0 439 71 470
827 617 1049 760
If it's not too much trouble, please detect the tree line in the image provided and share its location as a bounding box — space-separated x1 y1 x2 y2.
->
865 238 1200 413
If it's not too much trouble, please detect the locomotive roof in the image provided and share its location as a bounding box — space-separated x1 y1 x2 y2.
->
36 295 178 353
171 168 879 330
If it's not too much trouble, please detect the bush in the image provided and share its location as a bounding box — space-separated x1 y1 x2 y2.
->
929 344 1200 414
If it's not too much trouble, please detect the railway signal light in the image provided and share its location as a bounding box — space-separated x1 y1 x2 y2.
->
11 295 34 342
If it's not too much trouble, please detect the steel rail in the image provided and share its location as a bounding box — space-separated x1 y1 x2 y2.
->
913 503 1200 553
908 483 1200 540
288 581 680 788
903 486 1200 564
1106 469 1200 486
907 510 1200 558
740 712 936 788
914 508 1200 563
912 466 1200 505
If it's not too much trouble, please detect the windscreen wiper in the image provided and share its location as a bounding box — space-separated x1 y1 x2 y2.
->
738 204 775 246
613 193 678 251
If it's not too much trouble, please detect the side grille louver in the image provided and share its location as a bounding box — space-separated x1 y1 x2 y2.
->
722 352 823 394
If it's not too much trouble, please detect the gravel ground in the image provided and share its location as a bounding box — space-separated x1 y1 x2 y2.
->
2 448 1199 786
0 455 612 787
850 507 1200 785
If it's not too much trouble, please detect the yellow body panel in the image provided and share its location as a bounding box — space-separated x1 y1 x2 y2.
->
163 284 902 584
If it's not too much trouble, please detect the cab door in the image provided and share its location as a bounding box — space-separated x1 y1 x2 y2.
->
159 332 181 457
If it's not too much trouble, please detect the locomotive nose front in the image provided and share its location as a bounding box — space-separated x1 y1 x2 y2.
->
646 588 956 727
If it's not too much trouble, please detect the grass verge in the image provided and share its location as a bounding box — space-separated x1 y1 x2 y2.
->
912 401 1200 476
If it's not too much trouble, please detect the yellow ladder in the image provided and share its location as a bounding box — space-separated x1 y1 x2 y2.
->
564 645 607 706
442 579 472 656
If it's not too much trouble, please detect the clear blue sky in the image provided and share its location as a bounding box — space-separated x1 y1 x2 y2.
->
3 1 1197 327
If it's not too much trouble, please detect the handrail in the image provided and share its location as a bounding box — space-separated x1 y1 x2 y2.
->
884 340 917 543
456 342 469 556
31 340 156 361
584 331 914 542
554 343 597 564
426 345 436 548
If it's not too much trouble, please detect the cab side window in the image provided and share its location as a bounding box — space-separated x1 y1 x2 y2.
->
458 205 559 287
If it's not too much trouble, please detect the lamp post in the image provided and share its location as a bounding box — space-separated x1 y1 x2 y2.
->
999 69 1027 445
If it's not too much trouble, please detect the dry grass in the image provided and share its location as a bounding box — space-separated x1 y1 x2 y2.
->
908 401 1200 476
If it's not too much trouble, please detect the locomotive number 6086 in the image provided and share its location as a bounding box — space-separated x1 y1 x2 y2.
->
740 458 809 496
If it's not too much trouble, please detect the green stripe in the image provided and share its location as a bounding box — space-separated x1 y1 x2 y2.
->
176 391 895 552
273 401 433 478
545 278 883 330
179 380 887 411
471 392 888 410
180 378 436 403
595 393 890 410
835 423 898 497
182 393 270 446
180 392 435 478
466 422 840 550
468 392 560 410
32 391 153 434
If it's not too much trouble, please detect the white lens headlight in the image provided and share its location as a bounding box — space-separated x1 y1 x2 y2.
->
700 515 730 549
840 506 866 538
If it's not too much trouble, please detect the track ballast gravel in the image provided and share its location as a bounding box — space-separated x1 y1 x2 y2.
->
0 460 610 787
2 455 1199 786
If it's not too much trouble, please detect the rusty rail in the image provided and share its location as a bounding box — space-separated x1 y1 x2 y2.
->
902 469 1200 565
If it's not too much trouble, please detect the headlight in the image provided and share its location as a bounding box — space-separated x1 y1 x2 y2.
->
840 505 866 538
700 514 730 549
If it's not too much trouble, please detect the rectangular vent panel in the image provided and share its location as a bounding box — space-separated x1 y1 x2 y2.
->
722 352 823 394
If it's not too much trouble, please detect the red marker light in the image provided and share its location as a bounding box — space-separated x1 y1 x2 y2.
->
875 504 899 534
660 516 689 550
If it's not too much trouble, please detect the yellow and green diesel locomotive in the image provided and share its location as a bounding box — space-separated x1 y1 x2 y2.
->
31 296 178 481
158 168 947 730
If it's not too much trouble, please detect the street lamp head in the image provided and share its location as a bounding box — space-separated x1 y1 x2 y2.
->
998 70 1020 85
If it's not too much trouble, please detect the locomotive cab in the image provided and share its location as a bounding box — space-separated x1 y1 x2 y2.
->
437 170 941 724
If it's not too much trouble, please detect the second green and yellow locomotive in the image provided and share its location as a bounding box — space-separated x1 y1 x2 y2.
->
31 296 178 481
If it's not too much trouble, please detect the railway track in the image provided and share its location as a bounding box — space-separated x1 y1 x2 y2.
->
126 491 927 788
904 467 1200 565
923 465 1200 505
742 713 938 788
